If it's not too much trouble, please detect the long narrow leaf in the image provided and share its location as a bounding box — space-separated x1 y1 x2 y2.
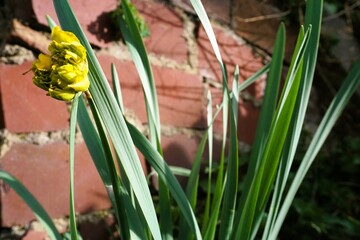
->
118 0 160 142
238 63 270 94
178 131 209 239
201 90 213 231
89 94 150 239
189 0 222 66
117 2 172 238
276 0 323 191
205 90 228 240
69 93 81 240
111 63 124 112
126 121 202 239
262 25 310 239
232 23 286 240
219 66 240 239
265 1 323 238
269 57 360 240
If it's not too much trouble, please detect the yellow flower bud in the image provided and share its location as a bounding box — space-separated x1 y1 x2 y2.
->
51 64 89 92
32 54 52 91
51 26 79 45
31 26 89 101
33 54 52 71
48 87 76 101
67 75 90 92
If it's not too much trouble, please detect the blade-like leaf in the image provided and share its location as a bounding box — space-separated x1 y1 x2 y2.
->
262 25 311 239
232 23 286 240
69 92 81 240
201 90 213 231
111 63 124 112
238 63 270 94
189 0 222 64
219 66 239 239
178 131 209 239
126 121 202 239
118 0 160 143
117 2 172 238
269 57 360 240
266 1 323 238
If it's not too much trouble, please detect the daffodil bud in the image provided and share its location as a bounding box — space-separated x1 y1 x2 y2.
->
31 26 89 101
32 54 52 91
48 87 76 101
51 63 89 92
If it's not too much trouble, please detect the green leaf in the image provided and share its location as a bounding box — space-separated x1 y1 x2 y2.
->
117 2 172 238
178 131 209 239
69 93 81 240
232 23 286 240
86 95 149 240
238 63 270 94
266 1 324 238
118 0 160 143
201 90 213 231
111 63 124 112
270 56 360 240
219 66 240 239
126 121 202 239
262 25 311 240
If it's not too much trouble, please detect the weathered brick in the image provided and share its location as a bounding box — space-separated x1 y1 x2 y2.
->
133 0 188 64
233 0 298 61
98 55 206 129
0 142 111 226
210 88 260 145
32 0 118 48
152 65 205 128
197 25 265 95
0 62 69 133
23 230 48 240
162 133 200 168
159 133 201 185
171 0 231 23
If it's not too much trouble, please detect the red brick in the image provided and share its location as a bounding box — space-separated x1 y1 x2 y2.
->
0 142 111 226
197 26 265 96
0 62 69 133
162 133 200 169
233 1 298 62
159 133 227 186
160 133 201 185
210 88 260 144
98 55 206 128
32 0 118 48
133 0 188 64
23 229 48 240
153 65 205 128
171 0 231 23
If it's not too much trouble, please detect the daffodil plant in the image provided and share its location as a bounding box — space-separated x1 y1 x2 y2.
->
0 0 359 240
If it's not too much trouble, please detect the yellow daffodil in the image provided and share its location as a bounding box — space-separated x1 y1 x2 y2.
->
48 88 76 101
32 54 53 91
32 26 89 101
